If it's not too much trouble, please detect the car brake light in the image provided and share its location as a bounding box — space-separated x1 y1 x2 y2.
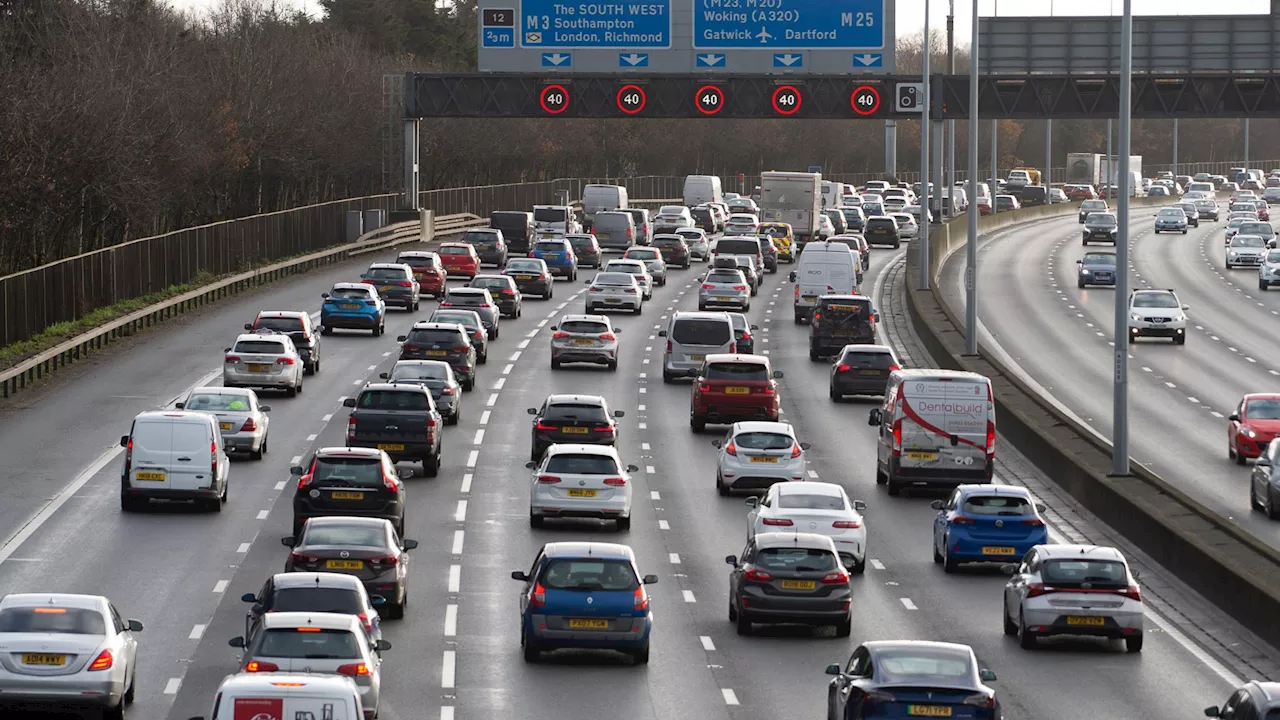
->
744 568 773 582
724 441 737 456
813 312 822 320
1118 585 1142 602
442 387 455 396
833 520 861 529
372 555 399 567
211 441 218 477
950 516 976 524
794 285 800 297
589 287 602 293
666 340 673 353
454 345 471 352
634 586 648 610
553 332 570 339
734 285 748 291
289 551 317 565
530 583 546 607
357 611 373 632
124 439 133 475
501 288 515 295
604 477 627 486
887 364 901 372
87 650 113 671
225 355 241 363
790 442 803 458
383 469 400 492
963 694 996 709
865 690 897 703
1025 583 1055 599
337 663 370 676
537 475 561 483
702 283 715 289
761 518 792 526
592 424 615 433
473 331 485 340
347 416 356 440
1022 518 1045 526
246 661 279 672
986 420 996 456
240 418 258 432
821 570 850 584
892 418 902 452
535 421 557 431
397 281 413 287
361 279 375 285
276 357 295 365
837 363 851 372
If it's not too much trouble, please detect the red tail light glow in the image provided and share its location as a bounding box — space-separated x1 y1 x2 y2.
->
442 387 455 396
289 551 318 565
603 477 627 486
552 332 570 339
761 517 792 526
833 520 861 529
1119 585 1143 602
535 422 557 431
245 661 279 672
791 443 803 458
599 333 616 341
950 516 976 525
837 363 851 372
357 611 373 633
371 555 400 567
733 285 748 291
666 340 673 353
821 570 850 584
383 471 400 493
87 650 113 671
240 418 258 432
634 587 648 610
530 583 546 607
337 663 370 676
225 355 241 363
702 283 715 289
397 281 413 287
1022 518 1045 526
1025 583 1054 599
892 418 902 452
276 357 295 365
963 694 996 709
347 416 356 440
744 568 773 582
724 442 737 456
887 364 901 372
986 420 997 456
501 288 515 295
537 475 561 484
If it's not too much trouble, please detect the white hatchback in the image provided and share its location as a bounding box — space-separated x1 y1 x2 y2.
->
744 481 868 573
223 332 305 396
712 421 809 495
725 213 760 235
603 259 654 300
527 444 639 530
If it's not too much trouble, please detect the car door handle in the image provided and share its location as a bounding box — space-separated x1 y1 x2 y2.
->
177 457 192 462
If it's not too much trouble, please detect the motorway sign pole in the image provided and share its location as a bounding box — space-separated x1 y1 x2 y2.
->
886 121 898 177
1172 119 1178 179
917 0 931 292
1044 119 1052 186
1112 0 1133 476
946 0 956 211
964 0 979 356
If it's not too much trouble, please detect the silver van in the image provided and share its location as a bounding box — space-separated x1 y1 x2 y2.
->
867 369 995 497
119 411 231 511
583 184 629 228
592 211 637 251
658 311 736 383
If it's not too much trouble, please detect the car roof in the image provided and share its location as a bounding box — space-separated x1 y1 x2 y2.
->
358 383 427 394
819 294 869 302
863 640 977 659
1243 393 1280 401
304 516 392 530
270 572 366 591
1034 543 1126 561
259 612 363 631
431 309 482 319
472 274 513 282
544 443 620 458
558 314 611 324
0 593 108 612
840 343 894 354
894 368 988 382
732 420 794 435
368 262 409 269
217 672 359 694
607 258 645 266
542 541 634 560
410 321 468 331
704 353 769 366
956 483 1032 499
256 310 307 319
397 250 438 258
536 237 570 243
331 282 372 291
545 393 607 406
315 446 383 459
133 410 217 424
1132 288 1175 295
448 287 490 293
235 333 291 344
754 531 838 551
189 385 255 397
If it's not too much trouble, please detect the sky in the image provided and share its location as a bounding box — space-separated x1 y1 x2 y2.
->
163 0 1273 44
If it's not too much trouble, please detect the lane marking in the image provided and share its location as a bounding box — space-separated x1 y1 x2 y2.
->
639 387 647 394
639 422 647 429
494 378 506 390
164 678 182 695
722 689 740 706
461 473 473 493
480 411 491 426
448 565 461 593
1165 382 1177 388
290 455 302 466
473 429 485 445
510 351 522 362
451 530 465 555
900 597 918 610
1188 397 1200 404
256 510 269 520
236 543 250 553
682 590 696 603
454 500 467 522
441 650 456 689
700 636 716 651
322 413 332 423
502 363 515 375
651 491 660 500
669 553 681 564
274 480 287 491
444 604 458 637
658 519 670 530
646 465 657 474
189 624 205 640
518 339 530 349
487 393 498 407
0 446 122 566
638 404 646 411
466 450 479 468
807 470 819 479
442 708 455 720
213 580 228 594
1211 411 1224 418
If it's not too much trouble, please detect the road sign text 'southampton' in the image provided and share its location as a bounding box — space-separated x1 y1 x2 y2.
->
476 0 896 74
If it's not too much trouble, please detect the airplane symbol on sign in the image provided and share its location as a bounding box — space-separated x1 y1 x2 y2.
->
756 26 773 42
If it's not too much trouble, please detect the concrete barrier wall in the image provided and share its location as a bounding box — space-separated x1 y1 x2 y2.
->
904 201 1280 650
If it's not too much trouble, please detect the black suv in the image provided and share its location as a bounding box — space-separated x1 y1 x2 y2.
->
246 311 321 374
460 228 509 266
467 274 522 318
864 216 900 248
291 447 408 536
397 322 477 390
528 394 625 461
343 383 443 476
1082 212 1119 245
809 295 879 360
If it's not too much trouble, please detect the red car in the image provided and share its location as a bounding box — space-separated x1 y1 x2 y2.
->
1229 394 1280 463
690 354 783 433
1065 184 1098 200
1257 202 1271 221
438 243 480 280
396 250 447 298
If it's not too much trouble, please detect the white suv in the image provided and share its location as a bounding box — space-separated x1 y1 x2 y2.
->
1127 289 1187 345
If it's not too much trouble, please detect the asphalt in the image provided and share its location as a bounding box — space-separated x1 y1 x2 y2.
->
0 230 1263 720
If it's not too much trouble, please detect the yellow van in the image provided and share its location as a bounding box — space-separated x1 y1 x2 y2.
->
759 222 795 262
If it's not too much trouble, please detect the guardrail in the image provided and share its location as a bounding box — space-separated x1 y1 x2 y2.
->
901 200 1280 650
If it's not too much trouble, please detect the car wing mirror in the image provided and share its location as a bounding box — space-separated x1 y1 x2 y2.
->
853 500 867 512
396 335 407 342
379 372 389 379
979 669 997 682
626 464 640 473
228 636 246 648
403 539 419 550
375 639 392 652
370 594 387 606
657 330 668 337
930 499 944 510
744 496 759 507
643 574 659 585
825 663 842 676
525 461 537 469
1229 413 1240 421
397 467 414 479
711 439 723 448
527 408 538 415
120 435 130 447
1182 304 1190 310
290 465 305 476
127 619 144 632
259 405 271 413
241 593 257 603
243 323 254 331
724 555 738 566
800 442 811 450
343 398 356 407
613 410 625 418
868 409 882 426
1000 564 1018 575
1035 502 1047 513
511 570 529 581
223 347 232 353
1205 707 1222 717
281 536 296 547
750 324 759 330
321 293 330 299
772 370 784 379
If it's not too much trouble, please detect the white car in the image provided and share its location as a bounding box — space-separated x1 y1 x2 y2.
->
223 331 305 396
654 206 694 232
817 213 836 240
1259 248 1280 290
725 213 760 235
550 314 622 370
603 259 653 300
584 272 642 313
527 444 639 530
744 481 868 573
1127 289 1187 345
0 593 142 718
891 213 919 239
675 227 711 260
712 421 810 495
1227 234 1268 269
177 386 270 459
622 246 668 286
1002 544 1145 653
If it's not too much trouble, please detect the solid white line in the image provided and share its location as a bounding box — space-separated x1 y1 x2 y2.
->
189 624 205 640
452 530 465 554
213 580 228 594
646 465 657 474
466 450 479 468
448 565 461 593
700 635 716 651
658 519 670 530
0 446 120 566
502 363 514 375
473 429 485 445
900 598 918 610
722 689 739 706
322 413 332 422
870 559 886 570
164 678 182 695
682 590 696 603
495 377 506 390
441 650 456 688
487 393 498 407
274 480 287 491
518 339 530 349
444 605 458 637
256 510 269 520
479 410 491 426
455 500 467 522
237 543 251 553
461 473 473 493
669 553 681 564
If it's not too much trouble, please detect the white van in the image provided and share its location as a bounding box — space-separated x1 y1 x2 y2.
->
684 175 723 206
532 205 581 238
868 369 996 496
582 184 629 229
192 672 364 720
788 241 859 323
820 181 852 209
119 410 230 512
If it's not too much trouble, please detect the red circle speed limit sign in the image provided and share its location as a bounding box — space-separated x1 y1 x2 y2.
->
539 84 570 115
696 85 725 116
616 84 646 115
771 85 802 116
850 85 881 116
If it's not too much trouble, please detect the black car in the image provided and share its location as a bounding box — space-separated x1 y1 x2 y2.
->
460 228 509 266
428 309 489 364
691 206 717 233
490 210 535 254
439 287 501 339
342 383 442 477
468 274 522 318
726 532 852 636
864 216 899 248
728 312 757 354
504 258 554 300
397 322 477 390
565 234 602 268
281 517 418 620
291 446 409 536
652 235 691 268
528 394 625 461
755 235 779 272
1082 212 1119 245
1019 186 1048 207
246 311 321 375
830 344 900 400
809 295 878 360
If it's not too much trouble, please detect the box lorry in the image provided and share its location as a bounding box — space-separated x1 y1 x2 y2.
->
760 171 822 251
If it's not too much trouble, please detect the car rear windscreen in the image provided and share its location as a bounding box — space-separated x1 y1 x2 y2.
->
463 231 499 247
391 364 449 383
692 208 713 220
1040 559 1127 588
257 628 360 658
234 341 287 354
839 350 893 368
440 246 472 256
672 318 732 346
254 316 304 333
867 218 895 229
538 559 638 590
962 495 1031 515
432 312 481 329
0 607 105 634
534 207 566 222
271 587 364 614
777 493 844 510
470 278 509 291
507 261 542 272
535 241 566 253
356 390 429 411
755 547 836 572
312 457 383 487
397 255 437 268
653 238 683 247
365 267 406 279
734 432 793 450
706 271 744 285
303 524 386 547
706 362 768 382
328 288 371 300
559 321 609 334
544 454 619 475
593 273 633 286
185 393 253 411
543 404 609 422
406 329 465 345
716 239 761 255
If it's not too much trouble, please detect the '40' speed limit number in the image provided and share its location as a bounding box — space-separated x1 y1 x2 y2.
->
771 85 802 116
696 85 724 116
616 84 646 115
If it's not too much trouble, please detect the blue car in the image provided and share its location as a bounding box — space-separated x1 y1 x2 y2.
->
826 640 1000 719
930 484 1047 571
1077 251 1117 288
320 282 386 336
511 541 657 664
531 237 578 280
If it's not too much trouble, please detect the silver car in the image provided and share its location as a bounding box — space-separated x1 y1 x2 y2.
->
1153 207 1188 233
698 267 751 311
603 259 653 300
1259 248 1280 290
585 271 643 313
380 360 463 424
550 314 621 370
230 612 389 716
1227 234 1268 269
891 212 919 239
0 593 142 717
527 444 638 529
622 246 668 286
676 228 711 260
725 213 760 235
177 386 271 459
223 332 305 396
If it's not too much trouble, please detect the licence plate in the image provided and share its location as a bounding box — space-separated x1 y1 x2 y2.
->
248 363 270 373
568 618 609 629
606 298 621 303
571 339 594 345
597 232 610 239
380 285 395 293
1066 616 1106 626
326 559 364 570
749 456 779 463
135 471 165 481
690 355 704 361
341 303 362 309
828 304 857 311
779 579 816 590
567 488 598 497
427 350 448 356
982 546 1017 555
859 369 882 376
906 451 937 461
21 654 65 666
378 443 405 451
219 422 233 431
562 427 589 434
907 706 953 717
715 296 734 302
725 387 750 395
330 491 365 500
802 295 818 301
517 275 533 280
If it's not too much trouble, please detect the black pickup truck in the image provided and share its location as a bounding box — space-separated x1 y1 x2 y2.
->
343 384 443 477
809 295 879 360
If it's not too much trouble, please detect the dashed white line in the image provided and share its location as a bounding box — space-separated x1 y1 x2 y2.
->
306 434 317 442
682 590 697 603
518 339 530 349
366 365 377 371
441 707 455 720
256 510 269 520
1165 382 1177 388
638 404 646 411
494 378 506 390
1141 367 1152 373
473 429 485 445
487 393 498 407
646 465 657 474
164 678 182 695
641 442 651 450
510 351 522 362
451 530 465 554
639 422 647 429
322 413 332 423
460 473 473 493
900 597 918 610
502 363 514 375
700 636 716 651
669 553 682 564
189 624 205 640
639 387 647 394
807 470 819 479
455 500 467 522
1211 411 1225 418
448 565 461 593
444 604 458 637
651 490 660 500
1247 357 1257 363
236 543 251 553
870 559 886 571
722 689 740 706
658 519 670 530
466 450 479 468
639 372 647 379
213 580 228 594
1188 397 1201 404
441 650 456 689
290 455 302 465
274 480 287 491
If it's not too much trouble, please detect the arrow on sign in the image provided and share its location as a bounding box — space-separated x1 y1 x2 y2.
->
697 53 725 67
542 53 571 66
620 53 648 67
853 53 883 67
773 53 802 67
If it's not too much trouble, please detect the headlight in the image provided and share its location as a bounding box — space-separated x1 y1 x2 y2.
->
1081 268 1091 275
1245 428 1258 439
1230 251 1239 257
1131 313 1142 321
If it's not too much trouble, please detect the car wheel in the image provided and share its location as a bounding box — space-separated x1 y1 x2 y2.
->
479 352 488 365
1268 489 1280 520
523 633 540 662
120 495 144 512
1237 444 1247 465
321 325 333 336
663 369 674 384
463 377 474 391
286 385 297 398
105 698 125 720
632 641 650 665
1018 610 1037 650
810 346 820 362
617 516 631 531
250 438 265 461
728 601 737 621
794 314 804 324
385 602 406 620
1125 634 1144 653
1153 228 1159 234
633 304 642 315
716 473 729 496
551 357 560 370
735 610 751 635
932 537 943 563
1175 334 1186 345
447 411 459 426
886 473 901 497
849 556 866 575
942 538 958 573
835 615 852 637
690 415 706 433
875 466 888 485
124 672 136 704
829 385 840 402
424 452 440 478
1182 229 1188 234
1003 603 1019 636
1078 280 1086 288
529 514 544 529
608 360 618 372
1262 280 1270 291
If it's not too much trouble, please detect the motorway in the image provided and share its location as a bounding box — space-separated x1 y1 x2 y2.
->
940 203 1280 552
0 229 1259 720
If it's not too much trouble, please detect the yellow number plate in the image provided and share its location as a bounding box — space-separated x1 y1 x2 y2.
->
907 706 953 717
725 387 750 395
326 559 365 570
330 491 365 500
571 339 594 346
906 451 937 461
749 456 779 463
1066 616 1106 626
517 275 533 280
380 285 395 293
779 579 816 590
426 350 448 356
690 355 705 361
135 471 165 481
22 654 66 666
983 546 1017 555
715 296 734 302
567 488 598 498
219 422 233 431
568 618 610 629
860 369 882 375
377 443 405 452
562 427 589 434
828 304 857 311
341 303 362 310
248 363 271 372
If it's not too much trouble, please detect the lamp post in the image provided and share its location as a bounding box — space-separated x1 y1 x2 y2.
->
964 0 979 355
1111 0 1133 476
917 0 932 291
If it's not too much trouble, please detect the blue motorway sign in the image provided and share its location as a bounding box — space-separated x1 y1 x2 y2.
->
693 0 884 49
520 0 672 48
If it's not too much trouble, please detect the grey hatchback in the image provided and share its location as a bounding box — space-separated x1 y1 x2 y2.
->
726 532 852 636
698 268 751 311
397 322 477 390
381 360 463 425
360 263 420 310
